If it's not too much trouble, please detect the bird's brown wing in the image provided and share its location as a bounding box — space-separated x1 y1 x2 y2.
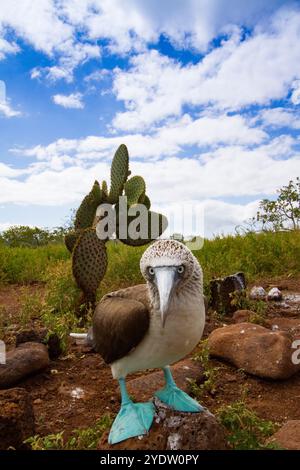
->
92 284 151 364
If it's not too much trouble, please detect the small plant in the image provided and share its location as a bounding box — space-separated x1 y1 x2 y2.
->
25 415 112 450
19 288 43 328
217 398 279 450
230 290 267 324
191 339 220 397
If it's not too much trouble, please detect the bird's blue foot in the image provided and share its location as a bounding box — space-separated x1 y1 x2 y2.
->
108 378 155 444
155 366 203 413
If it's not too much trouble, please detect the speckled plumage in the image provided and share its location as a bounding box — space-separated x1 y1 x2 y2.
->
92 239 205 379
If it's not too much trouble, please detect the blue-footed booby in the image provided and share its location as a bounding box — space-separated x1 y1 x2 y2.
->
76 240 206 444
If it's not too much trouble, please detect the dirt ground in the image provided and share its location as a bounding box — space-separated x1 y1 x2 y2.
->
1 276 300 440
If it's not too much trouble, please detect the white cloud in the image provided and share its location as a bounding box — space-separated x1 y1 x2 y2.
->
52 92 84 109
257 107 300 129
0 101 21 118
14 113 265 169
0 1 297 81
112 7 300 130
291 80 300 105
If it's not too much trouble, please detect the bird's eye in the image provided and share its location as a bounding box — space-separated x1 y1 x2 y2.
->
148 267 155 276
177 265 184 274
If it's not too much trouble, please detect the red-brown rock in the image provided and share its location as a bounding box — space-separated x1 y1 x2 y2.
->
0 387 35 450
208 322 300 379
232 310 254 323
98 399 228 450
0 342 49 389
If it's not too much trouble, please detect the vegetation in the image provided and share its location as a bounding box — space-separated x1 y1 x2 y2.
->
238 178 300 233
217 398 280 450
229 290 267 324
0 230 299 288
190 340 220 397
0 225 66 247
25 415 112 450
66 144 167 318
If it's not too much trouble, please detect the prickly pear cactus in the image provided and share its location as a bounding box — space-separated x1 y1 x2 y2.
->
75 180 102 230
124 176 146 206
108 144 129 204
65 143 167 320
72 228 107 295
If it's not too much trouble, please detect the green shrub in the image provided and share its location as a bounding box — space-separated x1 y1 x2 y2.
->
217 399 279 450
25 415 112 450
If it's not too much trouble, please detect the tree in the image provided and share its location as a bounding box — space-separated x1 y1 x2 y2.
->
257 177 300 231
0 225 66 247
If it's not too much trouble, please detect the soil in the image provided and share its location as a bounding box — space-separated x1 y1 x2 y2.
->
1 277 300 442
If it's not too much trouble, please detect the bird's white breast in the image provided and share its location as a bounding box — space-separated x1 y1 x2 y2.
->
111 293 205 379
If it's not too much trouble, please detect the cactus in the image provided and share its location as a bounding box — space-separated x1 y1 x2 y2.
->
72 228 107 311
65 144 167 320
108 144 129 204
75 180 102 230
116 209 168 246
124 176 146 206
65 229 81 253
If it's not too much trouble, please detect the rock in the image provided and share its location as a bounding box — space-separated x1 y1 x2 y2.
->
232 309 254 323
126 359 204 402
16 328 62 359
208 322 300 379
0 387 35 450
210 272 246 314
249 286 267 300
264 317 300 338
267 420 300 450
267 287 283 301
98 399 228 450
0 342 49 389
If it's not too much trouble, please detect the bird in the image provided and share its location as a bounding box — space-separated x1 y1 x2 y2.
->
72 239 206 444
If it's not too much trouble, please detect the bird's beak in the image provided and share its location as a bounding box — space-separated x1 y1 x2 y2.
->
154 267 177 327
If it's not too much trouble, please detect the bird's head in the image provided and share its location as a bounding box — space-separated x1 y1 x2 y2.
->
140 239 202 327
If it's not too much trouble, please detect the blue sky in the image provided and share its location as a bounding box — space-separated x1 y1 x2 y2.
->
0 0 300 237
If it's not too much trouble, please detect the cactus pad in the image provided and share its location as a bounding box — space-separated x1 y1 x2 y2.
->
65 230 81 253
75 181 102 230
116 210 168 246
124 176 146 206
72 228 107 294
108 144 129 204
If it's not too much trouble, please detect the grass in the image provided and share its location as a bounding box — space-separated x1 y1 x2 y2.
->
0 243 69 284
0 230 299 290
217 398 280 450
25 415 112 450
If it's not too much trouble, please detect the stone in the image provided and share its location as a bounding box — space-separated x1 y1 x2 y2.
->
267 287 283 301
16 328 62 359
267 420 300 450
98 399 228 450
126 359 204 402
0 342 50 389
208 322 300 379
0 387 35 450
210 272 246 314
232 309 254 323
249 286 267 300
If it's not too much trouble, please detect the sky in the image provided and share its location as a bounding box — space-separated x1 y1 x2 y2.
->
0 0 300 238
